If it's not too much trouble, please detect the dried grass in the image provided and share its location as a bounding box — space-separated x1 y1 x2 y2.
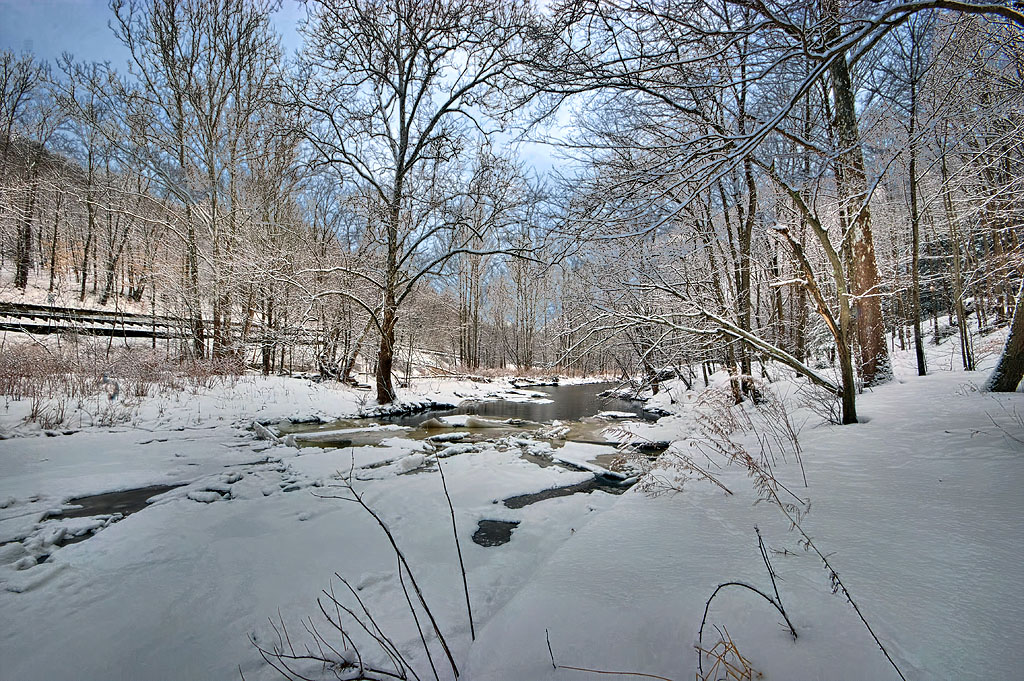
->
0 338 243 427
696 626 762 681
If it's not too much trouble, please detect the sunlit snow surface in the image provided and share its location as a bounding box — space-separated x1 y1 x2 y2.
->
1 340 1022 681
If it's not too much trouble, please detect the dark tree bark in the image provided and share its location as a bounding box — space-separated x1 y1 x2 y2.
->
14 168 38 289
907 86 927 376
985 281 1024 392
824 13 892 387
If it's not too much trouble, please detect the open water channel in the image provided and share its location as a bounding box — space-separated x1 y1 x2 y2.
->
275 382 664 546
40 382 661 551
277 382 657 445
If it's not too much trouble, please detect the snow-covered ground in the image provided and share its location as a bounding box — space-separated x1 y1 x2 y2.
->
1 333 1022 680
468 360 1024 680
0 269 155 315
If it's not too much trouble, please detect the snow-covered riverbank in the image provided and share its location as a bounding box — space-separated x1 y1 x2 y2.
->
1 341 1022 680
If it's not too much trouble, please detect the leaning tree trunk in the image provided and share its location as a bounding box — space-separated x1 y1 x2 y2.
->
342 315 375 384
984 280 1024 392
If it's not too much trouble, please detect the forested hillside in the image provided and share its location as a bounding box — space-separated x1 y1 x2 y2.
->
2 0 1020 409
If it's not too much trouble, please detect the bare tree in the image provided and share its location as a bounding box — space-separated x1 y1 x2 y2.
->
109 0 282 357
296 0 538 403
525 0 1023 421
8 66 62 291
1 51 47 166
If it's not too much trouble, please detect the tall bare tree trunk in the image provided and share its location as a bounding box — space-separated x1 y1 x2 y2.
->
940 146 975 371
376 194 401 404
14 168 38 290
827 31 892 386
47 190 62 292
186 214 204 358
908 101 926 376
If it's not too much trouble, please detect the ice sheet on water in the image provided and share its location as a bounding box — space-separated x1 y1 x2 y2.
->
289 424 409 442
595 410 639 420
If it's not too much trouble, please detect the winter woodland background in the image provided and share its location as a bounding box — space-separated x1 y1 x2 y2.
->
0 0 1020 412
1 2 1023 680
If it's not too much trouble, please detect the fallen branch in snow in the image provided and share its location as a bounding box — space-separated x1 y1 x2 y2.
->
317 475 461 680
255 455 467 681
697 528 797 679
780 506 907 681
544 629 675 681
662 385 905 680
718 421 906 680
707 416 907 680
249 605 408 681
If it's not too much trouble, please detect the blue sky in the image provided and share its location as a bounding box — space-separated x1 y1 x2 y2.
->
0 0 562 175
0 0 307 66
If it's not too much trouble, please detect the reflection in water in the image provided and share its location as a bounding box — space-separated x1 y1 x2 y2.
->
276 382 657 452
55 484 185 519
502 477 629 509
382 382 654 427
270 382 660 548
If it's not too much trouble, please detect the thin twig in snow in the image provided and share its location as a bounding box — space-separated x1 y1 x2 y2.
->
545 629 675 681
435 448 476 640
